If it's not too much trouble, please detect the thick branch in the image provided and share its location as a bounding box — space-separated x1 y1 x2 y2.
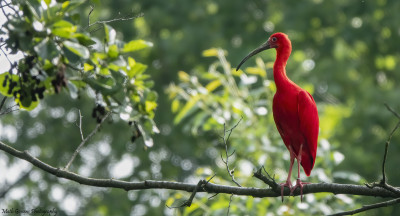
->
0 140 397 199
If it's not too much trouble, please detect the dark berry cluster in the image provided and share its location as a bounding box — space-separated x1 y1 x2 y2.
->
92 104 106 123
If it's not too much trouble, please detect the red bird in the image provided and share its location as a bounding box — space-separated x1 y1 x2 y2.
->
236 32 319 201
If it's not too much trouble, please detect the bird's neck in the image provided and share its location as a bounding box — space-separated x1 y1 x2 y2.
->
273 46 293 91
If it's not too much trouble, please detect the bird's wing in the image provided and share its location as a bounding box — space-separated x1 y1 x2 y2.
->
297 90 319 176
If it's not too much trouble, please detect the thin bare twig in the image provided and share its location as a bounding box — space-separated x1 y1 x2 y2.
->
328 197 400 216
208 193 219 200
64 111 111 170
227 194 234 216
167 174 216 209
0 169 32 199
385 103 400 120
0 97 7 111
221 117 243 187
366 104 400 196
0 103 19 116
85 9 144 31
253 166 279 190
88 5 94 27
0 0 10 22
0 45 12 66
382 104 400 184
76 110 84 141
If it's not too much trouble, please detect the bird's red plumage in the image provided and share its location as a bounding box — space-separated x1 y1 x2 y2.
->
270 33 319 176
236 32 319 200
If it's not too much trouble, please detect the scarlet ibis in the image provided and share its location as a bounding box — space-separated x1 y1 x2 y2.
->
236 32 319 201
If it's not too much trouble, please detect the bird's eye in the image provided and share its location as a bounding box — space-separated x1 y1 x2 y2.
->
272 37 277 42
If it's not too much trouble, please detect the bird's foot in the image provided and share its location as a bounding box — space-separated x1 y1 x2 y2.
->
280 180 292 202
290 178 310 202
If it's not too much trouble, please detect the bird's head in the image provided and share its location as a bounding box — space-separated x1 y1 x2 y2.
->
236 32 291 71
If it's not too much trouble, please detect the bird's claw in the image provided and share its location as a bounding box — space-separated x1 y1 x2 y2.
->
280 181 292 202
290 178 310 202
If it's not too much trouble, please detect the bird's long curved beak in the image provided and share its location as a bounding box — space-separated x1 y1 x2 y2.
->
236 41 271 71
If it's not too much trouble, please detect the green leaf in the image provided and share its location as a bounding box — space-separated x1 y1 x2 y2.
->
104 24 116 44
122 40 153 53
16 97 39 111
83 63 94 72
129 63 147 78
63 40 89 59
51 20 77 38
205 79 221 92
107 44 119 58
145 101 157 113
73 33 96 46
62 46 80 63
127 57 147 78
202 48 219 57
85 78 117 95
0 72 20 96
171 99 180 113
52 20 74 28
67 81 78 99
174 95 200 124
34 38 59 60
44 0 51 6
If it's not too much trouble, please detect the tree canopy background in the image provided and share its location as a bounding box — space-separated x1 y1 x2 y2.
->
1 0 400 215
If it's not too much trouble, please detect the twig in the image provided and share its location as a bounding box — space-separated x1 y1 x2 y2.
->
253 166 279 190
221 117 243 187
0 140 398 198
227 194 234 216
381 105 400 184
0 45 12 66
0 2 11 9
0 96 7 111
88 5 94 27
366 104 400 195
85 9 144 31
0 104 19 116
167 174 216 209
64 111 111 170
76 110 84 141
0 169 32 199
385 103 400 120
0 0 10 22
328 197 400 216
208 193 219 200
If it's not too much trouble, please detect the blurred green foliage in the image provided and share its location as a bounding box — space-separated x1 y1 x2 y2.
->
1 0 400 215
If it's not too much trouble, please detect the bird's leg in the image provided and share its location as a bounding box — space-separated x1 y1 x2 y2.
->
290 144 310 202
280 146 295 202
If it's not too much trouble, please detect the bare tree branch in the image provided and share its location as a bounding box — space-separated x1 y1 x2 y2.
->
0 103 19 116
85 8 144 32
64 111 111 170
167 175 216 209
328 197 400 216
227 194 234 216
334 103 400 215
221 118 243 187
365 104 400 196
0 140 397 199
76 109 84 141
0 169 32 199
0 96 7 111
